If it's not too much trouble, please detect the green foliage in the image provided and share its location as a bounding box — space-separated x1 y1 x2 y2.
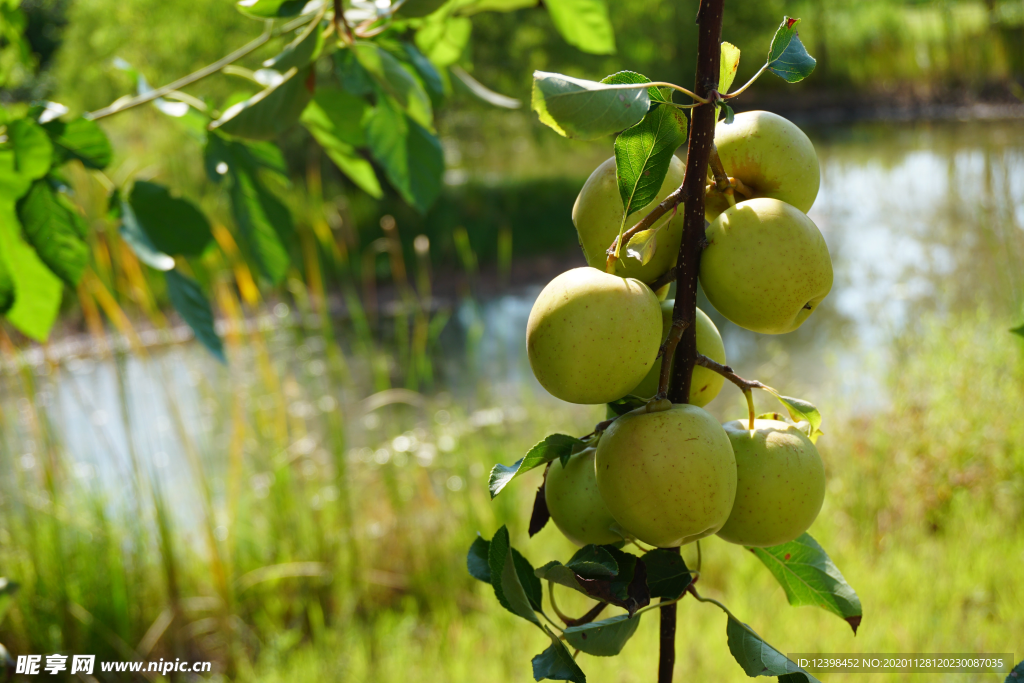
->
164 269 225 362
531 71 649 140
16 179 89 287
263 18 324 72
564 615 640 657
641 549 692 600
6 119 53 181
544 0 615 56
237 0 309 19
766 17 816 83
353 42 434 130
487 526 541 625
725 616 820 682
488 434 584 498
210 66 315 141
719 41 741 94
532 629 587 683
117 199 175 271
0 215 62 341
300 88 382 197
40 117 112 170
128 181 212 257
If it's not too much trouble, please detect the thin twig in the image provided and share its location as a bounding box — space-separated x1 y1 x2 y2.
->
721 64 768 100
694 353 766 393
605 188 691 270
334 0 355 44
647 267 678 293
564 602 607 628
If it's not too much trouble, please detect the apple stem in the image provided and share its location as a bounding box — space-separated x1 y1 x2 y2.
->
708 143 732 192
744 389 756 430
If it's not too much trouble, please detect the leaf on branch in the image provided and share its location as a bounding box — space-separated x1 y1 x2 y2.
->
641 548 692 600
7 118 53 181
354 42 434 130
0 204 62 341
401 42 446 100
719 42 741 95
531 71 649 140
41 117 112 170
334 50 376 96
766 17 816 84
763 388 822 433
16 179 88 287
488 434 584 498
467 535 492 583
533 627 587 683
118 200 175 271
128 181 213 257
564 614 641 657
487 526 541 624
537 546 649 616
566 545 619 578
210 66 314 141
263 17 324 72
606 395 646 416
1006 659 1024 682
165 270 226 363
624 229 657 266
529 481 550 537
415 14 472 68
725 616 821 682
300 89 383 198
749 533 862 634
236 0 309 18
544 0 615 56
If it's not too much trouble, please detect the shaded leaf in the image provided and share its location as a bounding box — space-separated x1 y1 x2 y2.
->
334 49 375 96
41 117 112 170
722 103 735 124
719 42 741 94
529 481 550 537
1006 659 1024 682
1011 323 1024 338
513 546 544 612
532 71 648 140
7 118 53 181
545 0 615 55
263 18 324 72
766 17 816 83
642 548 692 600
487 526 540 624
118 200 175 271
538 548 649 616
364 94 445 213
624 228 657 265
567 545 618 578
725 616 820 681
488 433 584 498
210 66 314 141
457 0 538 15
0 205 62 341
165 270 225 363
354 42 433 129
402 42 446 100
300 89 382 198
16 179 89 286
237 0 310 18
397 0 448 18
467 536 491 583
564 614 641 656
415 15 472 68
129 181 213 257
750 533 862 634
533 627 587 683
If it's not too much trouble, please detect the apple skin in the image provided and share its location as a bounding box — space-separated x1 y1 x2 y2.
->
716 419 826 547
573 155 686 282
700 198 833 335
544 447 622 546
706 110 820 222
629 301 726 406
527 267 662 405
595 404 737 548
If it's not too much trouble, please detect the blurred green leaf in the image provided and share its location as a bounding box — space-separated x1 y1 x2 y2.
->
487 526 540 625
415 14 471 68
567 545 618 578
467 536 491 583
164 269 225 363
118 200 175 271
545 0 615 55
641 548 691 600
720 42 741 94
624 229 657 265
402 42 445 99
0 203 62 341
488 433 584 498
456 0 538 16
16 179 89 287
364 94 444 214
263 18 324 72
532 71 648 140
397 0 448 18
237 0 310 18
210 66 313 141
7 118 53 181
1011 322 1024 338
564 614 640 656
41 117 112 170
766 17 816 83
354 42 433 130
750 534 862 634
533 627 586 683
301 89 382 198
129 181 213 257
334 49 375 96
725 616 820 681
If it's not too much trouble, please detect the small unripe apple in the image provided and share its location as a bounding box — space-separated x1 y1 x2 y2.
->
595 404 737 548
573 155 685 282
706 110 819 222
700 198 832 335
527 267 662 404
629 301 726 406
545 447 621 546
716 419 826 547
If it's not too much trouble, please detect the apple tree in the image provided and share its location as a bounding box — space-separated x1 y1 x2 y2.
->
469 5 864 682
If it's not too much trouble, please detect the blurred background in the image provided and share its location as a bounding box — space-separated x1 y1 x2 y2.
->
1 0 1023 680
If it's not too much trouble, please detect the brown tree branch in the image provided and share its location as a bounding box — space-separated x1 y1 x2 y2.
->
646 266 677 293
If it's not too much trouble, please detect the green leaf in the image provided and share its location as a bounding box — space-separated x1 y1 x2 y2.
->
300 89 382 198
613 95 686 223
164 269 225 363
354 42 433 130
237 0 309 18
763 388 822 433
397 0 449 18
467 536 491 583
537 548 649 616
535 561 587 594
0 255 13 315
642 548 692 600
41 117 112 170
402 42 446 99
456 0 538 15
766 17 816 84
488 434 584 498
364 94 444 214
0 202 62 341
415 15 472 68
487 526 540 625
545 0 615 55
210 66 313 141
1006 659 1024 683
750 533 862 634
624 228 657 266
513 546 544 612
719 42 741 94
533 627 587 683
7 118 53 181
531 71 649 140
118 200 175 271
263 18 324 72
566 545 618 578
722 103 735 124
725 616 820 682
564 614 641 656
128 181 213 257
334 49 375 96
16 179 89 287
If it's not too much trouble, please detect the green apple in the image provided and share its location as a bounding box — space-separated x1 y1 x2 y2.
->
628 301 726 406
700 198 833 335
706 110 820 222
573 155 685 282
716 419 826 547
595 404 737 547
545 447 622 546
527 267 662 404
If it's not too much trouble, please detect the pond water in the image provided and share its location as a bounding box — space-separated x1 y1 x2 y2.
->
2 118 1022 525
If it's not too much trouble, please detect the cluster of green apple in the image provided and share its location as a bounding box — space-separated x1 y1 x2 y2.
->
526 111 830 550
